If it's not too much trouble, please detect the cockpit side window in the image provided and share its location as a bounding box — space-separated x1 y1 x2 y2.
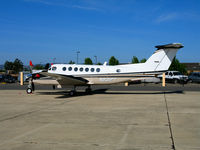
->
52 67 57 71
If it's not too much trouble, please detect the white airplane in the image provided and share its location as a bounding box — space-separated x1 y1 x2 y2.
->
27 43 183 95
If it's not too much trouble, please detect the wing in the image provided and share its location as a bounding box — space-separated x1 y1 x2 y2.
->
40 72 88 86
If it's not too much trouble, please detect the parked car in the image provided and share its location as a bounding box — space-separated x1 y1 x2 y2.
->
0 74 4 82
0 74 16 83
188 72 200 83
158 71 188 83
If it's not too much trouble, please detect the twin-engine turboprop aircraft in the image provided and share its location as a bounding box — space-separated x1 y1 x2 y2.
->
27 43 183 95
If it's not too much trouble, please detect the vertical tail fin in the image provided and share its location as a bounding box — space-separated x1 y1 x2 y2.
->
145 43 183 72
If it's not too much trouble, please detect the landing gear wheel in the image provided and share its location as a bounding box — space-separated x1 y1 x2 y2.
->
69 90 76 96
26 88 33 94
85 88 92 94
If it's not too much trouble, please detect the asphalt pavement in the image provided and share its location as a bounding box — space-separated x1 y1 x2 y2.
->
0 82 200 92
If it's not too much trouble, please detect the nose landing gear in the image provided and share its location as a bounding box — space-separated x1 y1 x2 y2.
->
26 78 35 94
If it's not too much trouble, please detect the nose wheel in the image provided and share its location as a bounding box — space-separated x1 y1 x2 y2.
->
26 78 35 94
26 87 33 94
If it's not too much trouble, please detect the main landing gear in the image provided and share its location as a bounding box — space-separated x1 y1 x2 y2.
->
68 85 92 96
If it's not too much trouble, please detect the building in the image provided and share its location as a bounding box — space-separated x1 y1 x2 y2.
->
181 63 200 74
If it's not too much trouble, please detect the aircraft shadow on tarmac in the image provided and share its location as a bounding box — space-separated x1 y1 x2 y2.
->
36 89 184 99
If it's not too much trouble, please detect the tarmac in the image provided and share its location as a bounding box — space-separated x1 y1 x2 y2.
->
0 87 200 150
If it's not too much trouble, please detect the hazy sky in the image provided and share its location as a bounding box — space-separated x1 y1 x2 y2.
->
0 0 200 64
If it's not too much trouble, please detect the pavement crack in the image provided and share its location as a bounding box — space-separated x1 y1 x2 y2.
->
0 110 39 123
163 92 176 150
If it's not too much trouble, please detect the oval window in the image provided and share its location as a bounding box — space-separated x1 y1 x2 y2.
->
96 68 100 72
74 67 78 71
80 67 83 72
116 69 121 73
85 68 89 72
62 67 66 71
91 68 95 72
68 67 72 71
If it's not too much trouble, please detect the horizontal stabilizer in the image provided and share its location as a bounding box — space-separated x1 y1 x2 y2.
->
155 43 184 49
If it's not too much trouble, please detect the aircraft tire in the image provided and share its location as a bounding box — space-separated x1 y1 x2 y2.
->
26 88 32 94
69 90 76 96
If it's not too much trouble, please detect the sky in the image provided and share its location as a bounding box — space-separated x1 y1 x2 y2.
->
0 0 200 65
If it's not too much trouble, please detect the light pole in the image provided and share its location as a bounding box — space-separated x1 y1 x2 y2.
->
94 55 97 64
76 51 80 64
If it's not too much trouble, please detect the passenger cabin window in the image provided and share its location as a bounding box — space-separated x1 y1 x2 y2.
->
62 67 66 71
80 67 83 72
68 67 72 71
48 67 51 70
74 67 78 71
116 69 121 73
91 68 95 72
85 68 89 72
52 67 57 71
96 68 100 72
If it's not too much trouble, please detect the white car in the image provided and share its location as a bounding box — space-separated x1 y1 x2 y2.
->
158 71 188 83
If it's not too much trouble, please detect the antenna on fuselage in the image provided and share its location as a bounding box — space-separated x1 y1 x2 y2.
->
103 61 108 66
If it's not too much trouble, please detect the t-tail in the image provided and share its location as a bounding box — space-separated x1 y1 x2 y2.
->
144 43 183 72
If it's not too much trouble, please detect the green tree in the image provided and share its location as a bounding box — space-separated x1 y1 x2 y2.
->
34 64 44 70
44 63 50 69
84 58 93 65
69 60 75 64
140 58 147 63
132 56 139 64
97 62 102 65
109 56 119 65
4 58 23 73
4 61 13 71
169 57 187 74
13 58 23 73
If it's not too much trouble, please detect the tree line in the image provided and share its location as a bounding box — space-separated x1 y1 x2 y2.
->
2 56 187 74
69 56 147 65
